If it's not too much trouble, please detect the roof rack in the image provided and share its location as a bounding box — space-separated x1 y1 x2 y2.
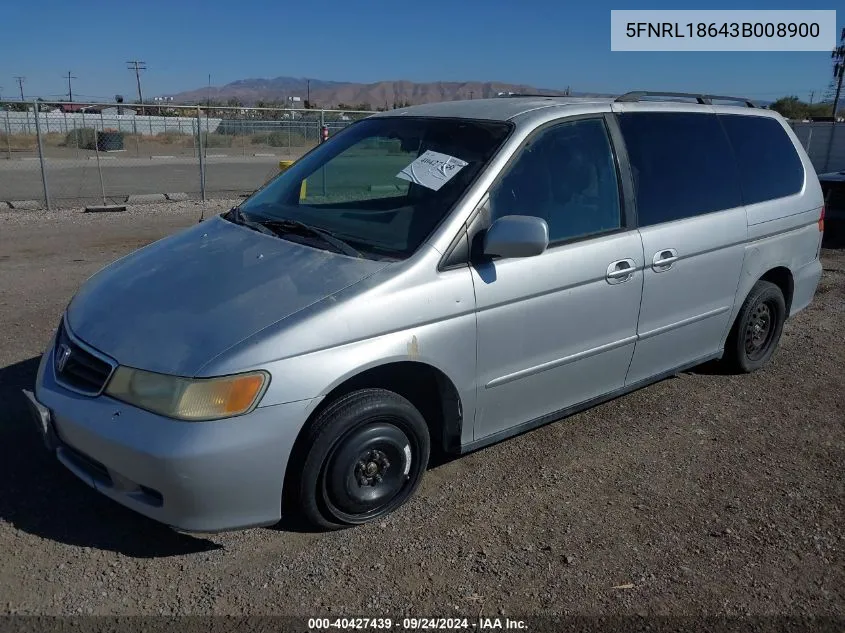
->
615 91 756 108
495 92 565 98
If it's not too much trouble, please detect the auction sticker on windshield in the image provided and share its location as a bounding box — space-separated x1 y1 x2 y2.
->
397 150 468 191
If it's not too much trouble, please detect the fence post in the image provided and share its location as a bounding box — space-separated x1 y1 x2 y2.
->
197 106 206 202
823 122 835 173
830 123 842 173
93 115 107 206
803 122 813 160
4 110 12 160
78 111 85 159
320 110 327 196
32 100 51 211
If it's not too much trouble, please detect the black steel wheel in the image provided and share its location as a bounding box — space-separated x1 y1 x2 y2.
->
291 388 430 530
744 301 776 362
724 280 786 373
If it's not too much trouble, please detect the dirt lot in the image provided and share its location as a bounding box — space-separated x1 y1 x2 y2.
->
0 203 842 621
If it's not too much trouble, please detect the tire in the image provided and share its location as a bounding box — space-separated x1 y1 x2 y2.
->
291 388 430 530
723 280 786 373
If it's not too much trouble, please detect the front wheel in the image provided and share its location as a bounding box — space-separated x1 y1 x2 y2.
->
292 388 430 530
723 280 786 373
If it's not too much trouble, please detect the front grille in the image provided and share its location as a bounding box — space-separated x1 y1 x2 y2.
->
54 319 114 395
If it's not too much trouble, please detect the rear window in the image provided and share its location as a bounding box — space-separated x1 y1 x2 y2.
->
618 112 743 227
719 114 805 205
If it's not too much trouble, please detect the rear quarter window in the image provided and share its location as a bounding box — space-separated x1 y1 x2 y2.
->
618 112 743 227
719 114 805 205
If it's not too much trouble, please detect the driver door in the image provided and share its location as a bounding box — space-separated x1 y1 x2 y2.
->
471 115 644 442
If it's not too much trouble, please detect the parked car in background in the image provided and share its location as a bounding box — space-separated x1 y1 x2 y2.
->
819 170 845 247
25 92 825 533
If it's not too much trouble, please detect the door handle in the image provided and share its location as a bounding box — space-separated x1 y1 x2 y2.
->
606 258 636 284
652 249 679 271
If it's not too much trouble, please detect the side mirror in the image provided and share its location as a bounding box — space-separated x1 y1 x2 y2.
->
482 215 549 259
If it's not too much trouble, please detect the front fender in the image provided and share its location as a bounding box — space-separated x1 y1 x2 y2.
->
256 313 477 410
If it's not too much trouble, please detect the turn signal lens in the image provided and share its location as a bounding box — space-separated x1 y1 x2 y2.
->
819 205 825 232
179 374 266 419
105 367 269 421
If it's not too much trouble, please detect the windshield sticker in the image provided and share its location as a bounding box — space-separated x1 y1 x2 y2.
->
396 150 469 191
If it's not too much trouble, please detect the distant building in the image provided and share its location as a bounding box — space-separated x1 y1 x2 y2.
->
55 104 101 114
101 107 137 116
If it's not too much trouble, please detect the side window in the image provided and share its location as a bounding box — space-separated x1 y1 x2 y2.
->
618 112 743 227
489 118 622 243
719 114 805 205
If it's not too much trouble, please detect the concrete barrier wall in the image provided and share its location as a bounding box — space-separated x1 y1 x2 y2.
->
1 111 222 136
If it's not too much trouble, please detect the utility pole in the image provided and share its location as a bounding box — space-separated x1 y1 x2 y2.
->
126 60 147 113
832 28 845 121
64 71 77 102
14 76 25 101
306 79 311 106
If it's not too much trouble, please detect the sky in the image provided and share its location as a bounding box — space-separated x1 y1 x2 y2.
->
0 0 841 104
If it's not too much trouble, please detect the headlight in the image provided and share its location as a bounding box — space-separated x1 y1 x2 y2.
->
105 367 269 421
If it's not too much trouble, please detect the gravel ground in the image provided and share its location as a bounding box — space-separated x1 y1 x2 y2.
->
0 202 842 620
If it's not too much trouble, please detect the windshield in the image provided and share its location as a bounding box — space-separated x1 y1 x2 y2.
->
236 116 512 259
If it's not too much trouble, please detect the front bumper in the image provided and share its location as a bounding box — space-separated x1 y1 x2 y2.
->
28 341 317 533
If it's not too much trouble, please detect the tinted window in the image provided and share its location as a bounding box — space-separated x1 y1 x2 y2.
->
490 118 621 243
720 114 804 205
618 112 742 226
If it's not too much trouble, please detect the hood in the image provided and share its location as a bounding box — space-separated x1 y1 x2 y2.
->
66 215 389 376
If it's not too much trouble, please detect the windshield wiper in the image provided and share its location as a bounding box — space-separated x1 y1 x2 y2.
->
227 208 364 258
260 218 363 258
225 206 278 237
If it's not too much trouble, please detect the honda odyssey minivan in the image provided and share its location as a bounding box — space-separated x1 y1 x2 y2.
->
24 92 825 532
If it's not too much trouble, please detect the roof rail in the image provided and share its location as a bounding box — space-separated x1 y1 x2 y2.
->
495 92 566 98
615 91 756 108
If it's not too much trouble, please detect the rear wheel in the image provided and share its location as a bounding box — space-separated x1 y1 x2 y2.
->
292 388 430 530
723 280 786 373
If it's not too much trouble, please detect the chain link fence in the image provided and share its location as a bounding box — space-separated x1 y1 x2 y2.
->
787 120 845 175
0 101 375 209
3 102 844 210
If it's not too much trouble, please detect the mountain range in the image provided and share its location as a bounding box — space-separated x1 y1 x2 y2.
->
170 76 612 108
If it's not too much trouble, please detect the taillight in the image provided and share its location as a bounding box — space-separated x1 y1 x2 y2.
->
819 205 825 232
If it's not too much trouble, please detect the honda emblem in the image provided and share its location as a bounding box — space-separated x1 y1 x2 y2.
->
55 343 72 373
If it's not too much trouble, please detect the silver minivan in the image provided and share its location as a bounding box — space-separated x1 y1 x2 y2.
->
25 92 825 532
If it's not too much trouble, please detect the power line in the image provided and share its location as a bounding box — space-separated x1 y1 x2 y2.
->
14 76 25 101
126 60 147 112
64 71 78 102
